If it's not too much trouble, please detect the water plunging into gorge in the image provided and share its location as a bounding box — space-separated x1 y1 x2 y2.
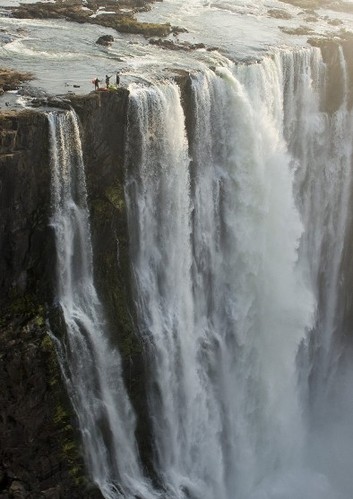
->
49 46 353 499
48 111 156 499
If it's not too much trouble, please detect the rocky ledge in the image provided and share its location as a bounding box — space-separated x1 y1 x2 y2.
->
0 69 33 96
279 0 353 12
6 0 181 38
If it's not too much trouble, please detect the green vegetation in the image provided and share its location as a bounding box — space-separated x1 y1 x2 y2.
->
105 182 125 212
42 321 87 486
116 17 171 36
0 293 44 328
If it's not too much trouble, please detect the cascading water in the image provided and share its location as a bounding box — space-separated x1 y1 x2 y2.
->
283 47 353 498
49 45 353 499
48 110 156 499
125 52 314 499
125 47 353 499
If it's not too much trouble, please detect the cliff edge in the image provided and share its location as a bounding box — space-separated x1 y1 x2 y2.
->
0 91 133 498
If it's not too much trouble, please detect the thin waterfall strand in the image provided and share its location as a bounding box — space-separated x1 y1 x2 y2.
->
48 110 157 499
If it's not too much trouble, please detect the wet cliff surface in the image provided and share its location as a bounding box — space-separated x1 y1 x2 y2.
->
1 38 353 497
0 84 186 496
0 92 134 498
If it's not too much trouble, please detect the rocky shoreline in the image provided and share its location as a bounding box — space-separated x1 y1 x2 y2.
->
0 69 33 96
5 0 180 38
279 0 353 11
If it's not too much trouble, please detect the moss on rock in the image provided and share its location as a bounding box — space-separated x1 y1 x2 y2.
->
105 181 126 212
116 17 172 36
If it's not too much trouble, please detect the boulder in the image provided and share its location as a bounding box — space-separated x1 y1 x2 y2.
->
95 34 114 46
8 481 26 499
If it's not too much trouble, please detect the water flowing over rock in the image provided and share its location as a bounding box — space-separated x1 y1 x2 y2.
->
2 41 353 499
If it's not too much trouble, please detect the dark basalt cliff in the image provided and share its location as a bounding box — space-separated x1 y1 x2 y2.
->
0 74 242 498
0 83 192 496
0 91 134 498
1 38 353 497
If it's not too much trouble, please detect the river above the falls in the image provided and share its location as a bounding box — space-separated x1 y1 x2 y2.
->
1 0 353 101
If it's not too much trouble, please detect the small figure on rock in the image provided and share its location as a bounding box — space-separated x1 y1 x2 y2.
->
116 71 120 86
93 77 100 90
105 74 111 88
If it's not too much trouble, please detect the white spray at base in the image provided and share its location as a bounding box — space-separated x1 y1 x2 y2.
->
48 110 157 499
282 47 353 499
48 45 353 499
125 47 353 499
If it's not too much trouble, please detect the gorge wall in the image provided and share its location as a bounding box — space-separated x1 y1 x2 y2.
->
1 38 353 498
0 90 133 499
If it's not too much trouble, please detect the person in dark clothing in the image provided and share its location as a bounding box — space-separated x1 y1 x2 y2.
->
94 77 100 90
105 74 111 88
116 72 120 86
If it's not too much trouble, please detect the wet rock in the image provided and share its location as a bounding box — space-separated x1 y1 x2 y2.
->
328 18 343 25
305 14 319 22
8 2 175 38
0 108 96 498
96 34 114 46
279 24 315 35
279 0 353 13
267 8 293 19
46 97 72 110
42 486 61 499
8 481 26 499
0 466 10 490
0 68 33 94
149 37 205 51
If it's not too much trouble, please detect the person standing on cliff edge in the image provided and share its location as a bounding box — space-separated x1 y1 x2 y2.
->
105 74 112 88
116 72 120 86
93 77 100 90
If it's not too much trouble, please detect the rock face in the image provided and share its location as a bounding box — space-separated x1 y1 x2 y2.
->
0 69 33 94
0 310 102 499
0 111 53 303
0 87 171 496
0 94 134 498
68 90 157 473
0 86 178 494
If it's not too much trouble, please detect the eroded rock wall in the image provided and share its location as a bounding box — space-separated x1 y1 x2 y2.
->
0 101 119 498
69 90 157 477
0 111 53 303
0 89 162 495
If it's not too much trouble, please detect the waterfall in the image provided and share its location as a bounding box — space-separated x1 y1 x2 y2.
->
48 44 353 499
125 47 353 499
48 110 156 499
285 47 353 498
125 59 312 497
